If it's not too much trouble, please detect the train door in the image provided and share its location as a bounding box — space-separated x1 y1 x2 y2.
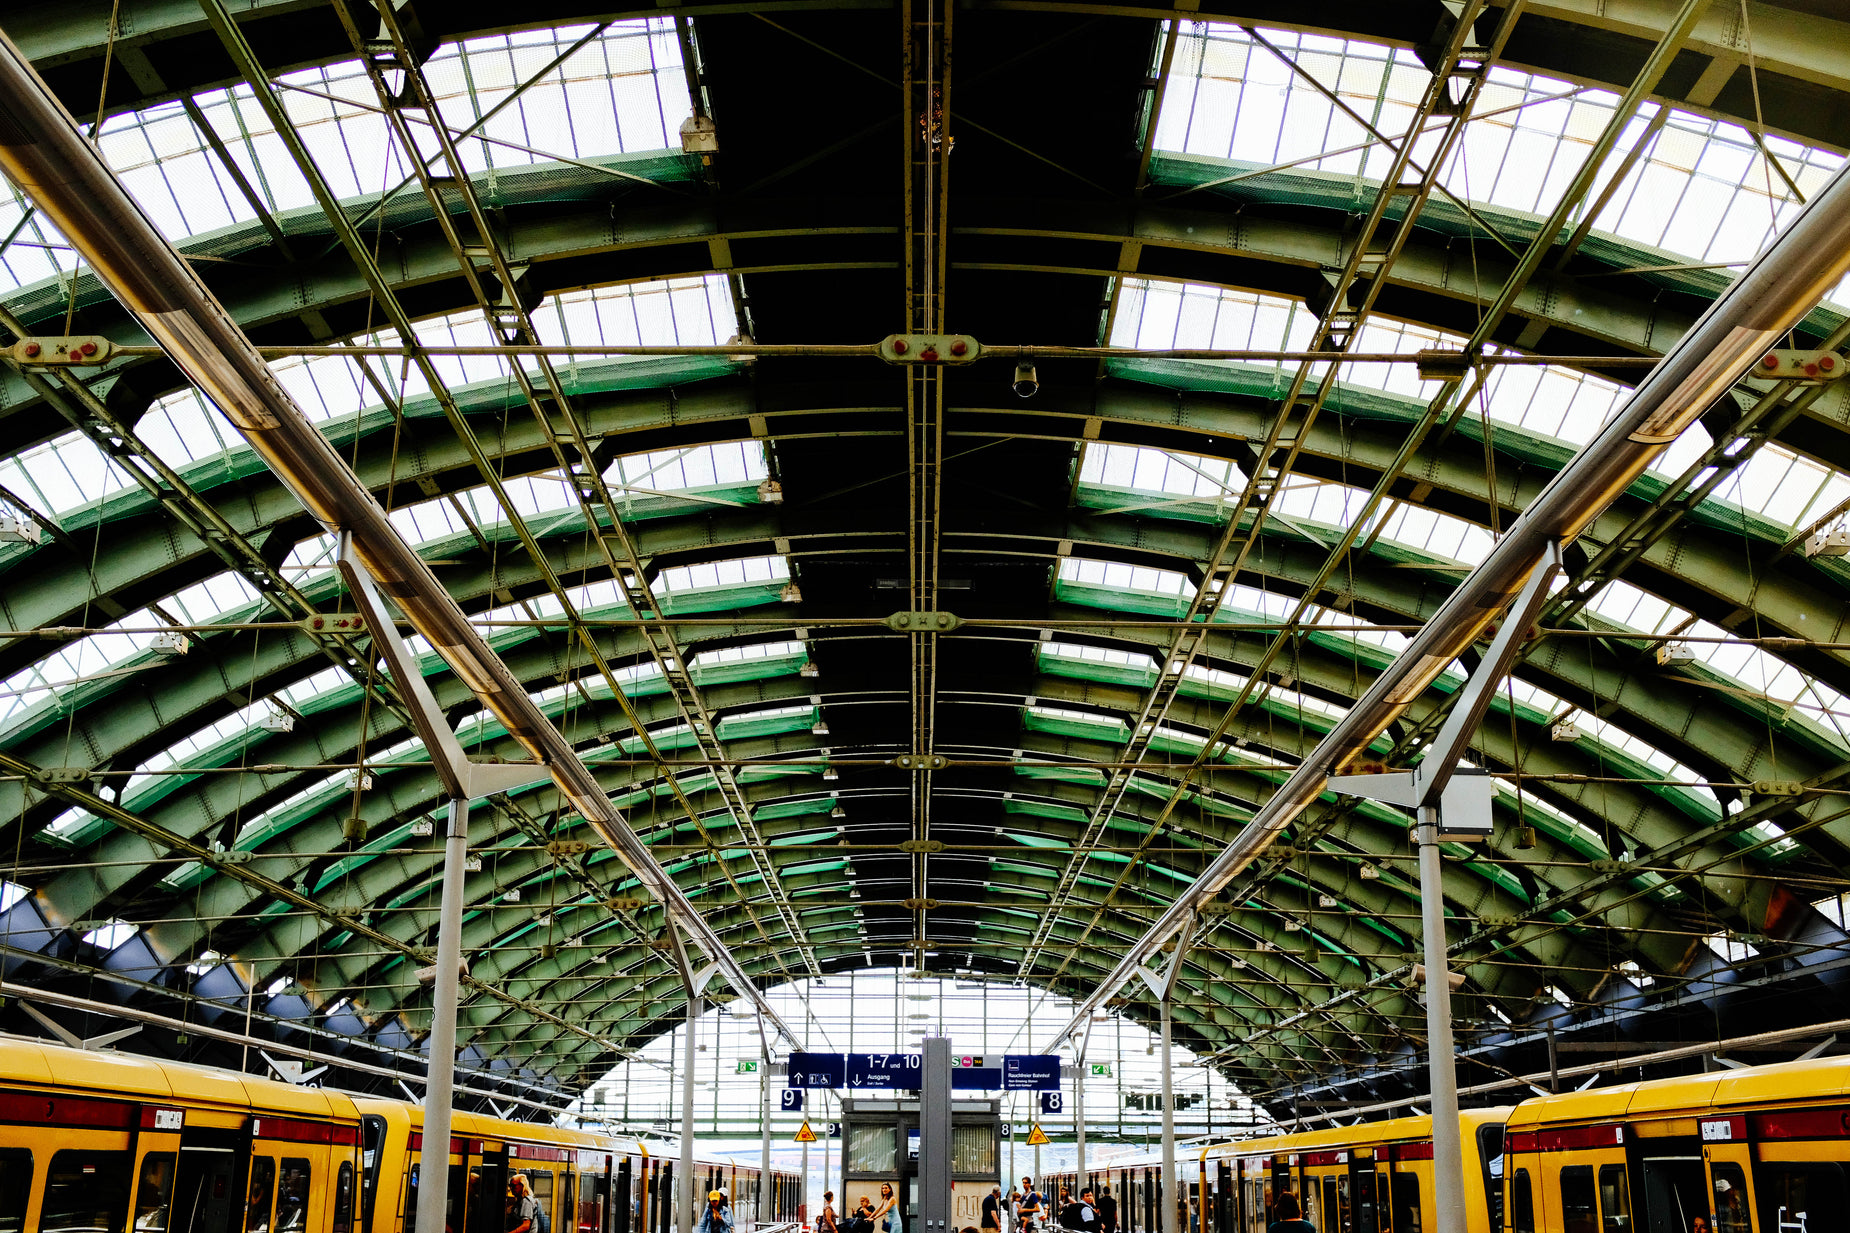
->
1697 1115 1752 1233
615 1157 631 1233
475 1148 510 1233
1638 1141 1706 1233
1214 1162 1232 1233
170 1124 243 1233
1348 1150 1378 1233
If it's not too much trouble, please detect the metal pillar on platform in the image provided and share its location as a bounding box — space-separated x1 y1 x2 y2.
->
1329 546 1562 1233
1136 920 1193 1233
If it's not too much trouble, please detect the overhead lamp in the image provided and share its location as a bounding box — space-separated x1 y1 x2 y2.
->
410 819 435 838
465 855 483 873
503 888 522 903
1318 894 1338 908
780 583 804 604
831 804 847 819
1359 865 1379 880
757 479 784 504
260 711 296 733
1012 361 1039 398
1283 919 1302 933
812 719 831 735
823 767 839 781
800 662 820 678
347 770 373 791
152 632 191 656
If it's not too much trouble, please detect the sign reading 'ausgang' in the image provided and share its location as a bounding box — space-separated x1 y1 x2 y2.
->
786 1051 1061 1090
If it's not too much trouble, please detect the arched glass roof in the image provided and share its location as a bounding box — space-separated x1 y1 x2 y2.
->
3 0 1850 1118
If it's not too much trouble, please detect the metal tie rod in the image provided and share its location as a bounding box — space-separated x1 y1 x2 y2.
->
1045 152 1850 1049
0 30 798 1049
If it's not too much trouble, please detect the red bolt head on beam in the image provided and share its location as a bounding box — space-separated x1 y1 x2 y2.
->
22 343 39 357
892 338 909 354
1763 353 1780 370
949 340 967 357
921 347 940 362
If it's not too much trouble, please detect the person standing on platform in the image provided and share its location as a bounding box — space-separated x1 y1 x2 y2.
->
871 1183 899 1233
1095 1187 1117 1233
983 1187 1002 1233
819 1192 839 1233
507 1176 541 1233
1265 1192 1313 1233
699 1191 734 1233
1018 1180 1043 1233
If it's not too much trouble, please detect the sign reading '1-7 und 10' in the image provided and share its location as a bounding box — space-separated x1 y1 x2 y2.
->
786 1051 1061 1091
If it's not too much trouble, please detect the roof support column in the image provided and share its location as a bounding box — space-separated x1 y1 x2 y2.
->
1136 918 1193 1233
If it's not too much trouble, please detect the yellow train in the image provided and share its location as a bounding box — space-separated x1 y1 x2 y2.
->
1045 1053 1850 1232
0 1037 800 1233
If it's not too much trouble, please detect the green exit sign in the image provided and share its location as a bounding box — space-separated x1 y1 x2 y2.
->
1089 1063 1112 1077
737 1060 760 1074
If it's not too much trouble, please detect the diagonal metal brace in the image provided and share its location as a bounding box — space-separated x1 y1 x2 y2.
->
1331 543 1563 820
337 534 537 802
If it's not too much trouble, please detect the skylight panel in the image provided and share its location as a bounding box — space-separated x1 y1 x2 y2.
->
1058 556 1191 597
1079 443 1245 498
691 640 804 668
1043 642 1157 671
656 555 789 593
608 441 768 493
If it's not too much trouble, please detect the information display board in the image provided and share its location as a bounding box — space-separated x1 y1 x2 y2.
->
786 1051 1060 1090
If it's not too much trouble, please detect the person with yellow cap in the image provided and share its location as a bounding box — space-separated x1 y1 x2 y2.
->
698 1190 734 1233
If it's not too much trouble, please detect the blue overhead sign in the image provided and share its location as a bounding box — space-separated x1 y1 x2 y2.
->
1006 1055 1062 1089
786 1052 1060 1091
788 1052 847 1088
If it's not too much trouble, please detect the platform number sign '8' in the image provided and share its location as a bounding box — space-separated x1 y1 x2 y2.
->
781 1089 805 1113
1040 1092 1063 1115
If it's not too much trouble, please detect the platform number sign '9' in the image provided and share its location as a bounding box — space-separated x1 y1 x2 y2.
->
781 1089 805 1112
1040 1092 1063 1115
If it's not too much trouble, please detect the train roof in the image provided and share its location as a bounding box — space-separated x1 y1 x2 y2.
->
0 1033 361 1120
1507 1052 1850 1129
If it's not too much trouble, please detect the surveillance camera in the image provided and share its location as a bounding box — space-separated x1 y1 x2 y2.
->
1012 361 1038 398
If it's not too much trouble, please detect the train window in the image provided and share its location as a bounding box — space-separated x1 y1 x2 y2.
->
1476 1125 1505 1230
1334 1176 1351 1233
1510 1168 1534 1233
132 1151 176 1233
1387 1174 1419 1233
1756 1161 1844 1231
247 1157 277 1233
533 1170 555 1230
275 1159 311 1232
1707 1163 1745 1233
45 1150 135 1233
1596 1165 1630 1233
1559 1165 1595 1233
563 1170 576 1233
0 1149 29 1233
333 1162 356 1233
1322 1178 1338 1233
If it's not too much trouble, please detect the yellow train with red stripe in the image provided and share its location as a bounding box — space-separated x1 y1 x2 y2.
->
1046 1053 1850 1232
0 1037 799 1233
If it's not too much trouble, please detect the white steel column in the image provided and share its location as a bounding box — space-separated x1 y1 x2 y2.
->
681 993 700 1233
760 1032 773 1232
412 797 471 1233
1418 803 1466 1232
1160 1001 1176 1233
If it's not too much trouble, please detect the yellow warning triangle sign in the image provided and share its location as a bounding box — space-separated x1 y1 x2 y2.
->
794 1121 818 1143
1025 1123 1050 1147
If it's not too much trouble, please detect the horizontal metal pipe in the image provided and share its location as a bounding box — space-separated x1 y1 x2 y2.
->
89 343 1662 366
0 32 798 1047
1049 153 1850 1048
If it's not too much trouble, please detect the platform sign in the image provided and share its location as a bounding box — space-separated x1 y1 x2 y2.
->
788 1050 1059 1090
794 1122 818 1143
780 1089 805 1112
1025 1124 1050 1147
1040 1091 1063 1115
788 1051 849 1088
1005 1055 1062 1090
848 1052 922 1089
